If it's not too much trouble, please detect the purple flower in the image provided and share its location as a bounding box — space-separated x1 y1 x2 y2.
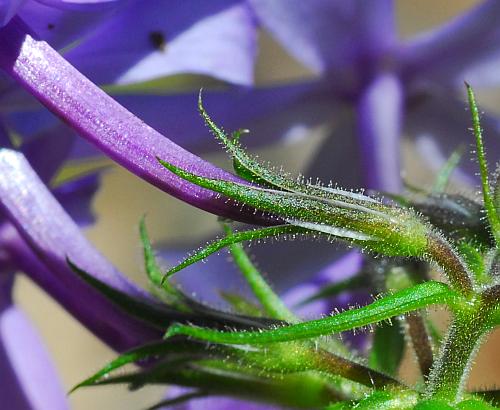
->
247 0 500 190
0 3 498 409
0 273 68 409
0 4 261 406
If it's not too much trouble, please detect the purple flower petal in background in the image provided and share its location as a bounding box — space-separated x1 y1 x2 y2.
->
0 1 25 27
113 81 337 152
0 275 68 410
66 0 257 85
356 72 403 192
3 0 122 48
17 121 75 182
248 0 395 75
401 0 500 88
236 0 500 191
303 114 363 190
52 172 100 227
407 91 500 187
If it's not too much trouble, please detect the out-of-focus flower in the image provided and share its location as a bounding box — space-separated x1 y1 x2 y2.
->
111 0 500 192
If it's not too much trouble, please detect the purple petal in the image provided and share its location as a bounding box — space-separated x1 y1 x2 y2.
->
249 0 396 74
18 0 121 49
66 0 257 85
406 92 500 187
0 151 159 351
356 72 403 192
3 102 57 135
0 0 24 27
0 291 69 409
114 81 338 152
401 0 500 87
459 54 500 88
0 18 267 224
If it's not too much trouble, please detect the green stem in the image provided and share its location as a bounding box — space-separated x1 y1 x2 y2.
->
223 224 298 323
426 306 488 402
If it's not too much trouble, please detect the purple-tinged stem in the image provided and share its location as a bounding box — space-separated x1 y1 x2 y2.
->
356 72 403 192
0 18 267 225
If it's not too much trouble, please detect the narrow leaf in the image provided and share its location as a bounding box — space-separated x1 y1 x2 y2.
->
466 83 500 245
140 217 189 311
70 341 194 392
140 216 166 289
165 281 457 345
163 225 309 279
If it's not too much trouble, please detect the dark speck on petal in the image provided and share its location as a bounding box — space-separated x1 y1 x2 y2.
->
149 30 166 52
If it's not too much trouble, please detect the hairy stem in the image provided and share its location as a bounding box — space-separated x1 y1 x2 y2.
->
426 233 473 295
426 306 489 402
